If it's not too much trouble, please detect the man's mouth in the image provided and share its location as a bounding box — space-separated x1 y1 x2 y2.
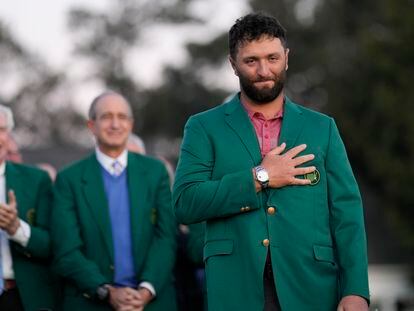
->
254 80 274 87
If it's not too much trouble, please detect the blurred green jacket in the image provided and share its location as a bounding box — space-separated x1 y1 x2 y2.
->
6 162 60 311
52 152 177 311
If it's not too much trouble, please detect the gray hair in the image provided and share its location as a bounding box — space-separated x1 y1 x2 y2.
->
127 133 146 154
0 104 14 130
88 91 133 120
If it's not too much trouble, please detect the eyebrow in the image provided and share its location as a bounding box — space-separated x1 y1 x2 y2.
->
242 52 282 60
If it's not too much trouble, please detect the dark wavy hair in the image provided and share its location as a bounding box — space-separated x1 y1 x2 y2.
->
229 13 287 59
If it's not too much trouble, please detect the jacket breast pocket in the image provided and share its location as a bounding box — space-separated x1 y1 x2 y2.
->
313 244 336 265
203 239 233 262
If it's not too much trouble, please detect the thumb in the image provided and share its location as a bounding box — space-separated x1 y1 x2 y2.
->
8 190 16 205
268 142 286 156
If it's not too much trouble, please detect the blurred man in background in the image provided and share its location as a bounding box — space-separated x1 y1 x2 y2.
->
6 134 22 163
127 133 147 155
51 91 177 311
0 104 59 311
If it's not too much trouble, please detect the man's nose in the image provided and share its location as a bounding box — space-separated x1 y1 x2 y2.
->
111 117 121 128
257 60 271 78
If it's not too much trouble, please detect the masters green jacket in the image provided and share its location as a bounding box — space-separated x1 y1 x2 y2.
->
6 162 59 311
51 152 177 311
173 95 369 311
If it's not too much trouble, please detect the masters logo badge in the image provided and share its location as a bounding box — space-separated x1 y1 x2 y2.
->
304 169 320 185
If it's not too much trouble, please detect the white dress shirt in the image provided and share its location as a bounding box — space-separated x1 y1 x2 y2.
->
95 147 128 176
95 148 156 296
0 161 31 280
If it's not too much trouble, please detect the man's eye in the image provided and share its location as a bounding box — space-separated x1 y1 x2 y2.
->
101 115 111 120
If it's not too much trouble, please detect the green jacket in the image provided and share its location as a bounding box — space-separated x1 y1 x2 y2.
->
51 152 177 311
6 162 60 311
173 95 369 311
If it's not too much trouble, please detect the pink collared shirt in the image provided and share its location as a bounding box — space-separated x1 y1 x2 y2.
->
243 102 284 158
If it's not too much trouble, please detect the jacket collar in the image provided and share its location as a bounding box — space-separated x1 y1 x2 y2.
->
224 93 305 163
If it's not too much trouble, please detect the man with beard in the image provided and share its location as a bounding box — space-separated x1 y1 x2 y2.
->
173 13 369 311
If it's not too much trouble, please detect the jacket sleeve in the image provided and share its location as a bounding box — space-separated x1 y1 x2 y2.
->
140 166 177 295
173 116 261 224
13 171 53 258
51 172 107 296
326 119 370 302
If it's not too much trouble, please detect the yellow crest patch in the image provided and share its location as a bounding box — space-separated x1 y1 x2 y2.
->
26 208 36 225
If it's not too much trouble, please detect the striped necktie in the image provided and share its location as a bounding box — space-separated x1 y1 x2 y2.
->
111 161 123 176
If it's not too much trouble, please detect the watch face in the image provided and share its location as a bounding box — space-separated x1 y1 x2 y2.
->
97 286 109 300
257 169 269 182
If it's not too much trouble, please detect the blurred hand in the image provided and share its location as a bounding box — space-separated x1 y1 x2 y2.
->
259 143 315 188
136 287 154 308
107 286 144 311
337 295 368 311
0 190 20 235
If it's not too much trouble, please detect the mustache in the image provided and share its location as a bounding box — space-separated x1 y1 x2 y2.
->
253 77 276 83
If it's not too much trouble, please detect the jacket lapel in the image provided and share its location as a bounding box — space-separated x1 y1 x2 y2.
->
279 97 305 149
269 98 306 201
5 162 26 215
127 153 149 265
5 162 18 199
224 95 262 165
82 154 114 262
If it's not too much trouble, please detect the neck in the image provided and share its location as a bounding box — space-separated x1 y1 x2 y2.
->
97 145 125 159
240 91 284 120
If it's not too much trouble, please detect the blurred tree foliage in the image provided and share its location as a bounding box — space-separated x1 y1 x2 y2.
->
317 0 414 250
67 0 413 254
0 22 86 147
67 0 216 141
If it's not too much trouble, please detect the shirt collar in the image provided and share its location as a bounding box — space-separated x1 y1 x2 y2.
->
95 147 128 174
242 96 285 120
0 161 5 176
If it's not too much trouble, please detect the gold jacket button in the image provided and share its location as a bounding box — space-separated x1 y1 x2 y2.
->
267 207 276 215
240 207 246 212
262 239 270 247
245 206 251 211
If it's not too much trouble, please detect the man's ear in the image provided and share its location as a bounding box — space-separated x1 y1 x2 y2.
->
285 48 290 71
87 119 95 134
229 55 239 76
129 119 134 132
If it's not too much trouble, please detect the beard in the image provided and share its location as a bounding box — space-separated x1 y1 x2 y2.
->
239 69 286 104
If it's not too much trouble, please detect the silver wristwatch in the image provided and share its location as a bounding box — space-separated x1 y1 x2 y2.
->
254 166 269 189
96 284 110 301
